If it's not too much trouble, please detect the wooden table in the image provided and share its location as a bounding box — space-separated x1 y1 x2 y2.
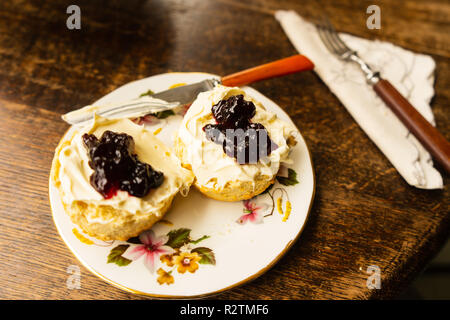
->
0 0 448 300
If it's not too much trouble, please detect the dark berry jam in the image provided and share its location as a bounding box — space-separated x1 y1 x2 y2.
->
203 95 277 164
82 131 164 199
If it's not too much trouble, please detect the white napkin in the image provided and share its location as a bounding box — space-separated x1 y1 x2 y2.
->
275 10 443 189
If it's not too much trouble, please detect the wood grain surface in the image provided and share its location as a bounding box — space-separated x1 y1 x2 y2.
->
0 0 448 300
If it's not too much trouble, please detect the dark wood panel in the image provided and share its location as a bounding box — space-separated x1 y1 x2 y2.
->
0 0 448 299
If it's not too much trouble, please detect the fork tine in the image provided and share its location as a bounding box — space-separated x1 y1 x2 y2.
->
316 18 340 54
323 17 351 53
323 18 347 54
316 24 335 53
317 23 343 55
316 15 353 57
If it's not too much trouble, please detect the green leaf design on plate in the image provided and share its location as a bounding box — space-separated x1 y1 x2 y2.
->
276 168 299 186
154 109 175 119
166 228 191 248
192 247 216 265
107 244 132 266
139 89 155 97
190 235 210 244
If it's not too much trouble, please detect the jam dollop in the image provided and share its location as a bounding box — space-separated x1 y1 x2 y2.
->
82 131 164 199
203 95 277 164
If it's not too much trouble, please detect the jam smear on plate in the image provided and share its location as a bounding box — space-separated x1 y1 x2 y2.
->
82 131 164 199
203 95 277 164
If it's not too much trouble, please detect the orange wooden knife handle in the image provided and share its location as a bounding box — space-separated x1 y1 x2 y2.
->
221 54 314 87
374 78 450 173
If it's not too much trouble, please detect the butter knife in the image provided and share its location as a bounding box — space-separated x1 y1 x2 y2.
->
62 54 314 126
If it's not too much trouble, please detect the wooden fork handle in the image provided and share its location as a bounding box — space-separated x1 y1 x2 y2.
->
221 54 314 87
373 78 450 173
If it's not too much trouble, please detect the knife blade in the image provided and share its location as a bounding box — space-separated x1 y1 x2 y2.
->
151 79 218 105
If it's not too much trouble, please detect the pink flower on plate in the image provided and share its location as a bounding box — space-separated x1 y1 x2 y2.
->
122 230 174 273
236 199 266 225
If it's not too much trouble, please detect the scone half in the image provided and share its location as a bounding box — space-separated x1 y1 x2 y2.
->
51 116 194 241
175 85 297 202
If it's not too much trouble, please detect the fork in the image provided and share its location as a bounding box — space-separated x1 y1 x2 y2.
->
316 17 450 173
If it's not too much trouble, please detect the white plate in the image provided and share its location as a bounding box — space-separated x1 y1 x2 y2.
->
49 72 315 298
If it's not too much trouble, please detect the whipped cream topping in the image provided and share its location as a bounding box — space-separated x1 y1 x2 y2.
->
177 85 297 189
57 116 194 216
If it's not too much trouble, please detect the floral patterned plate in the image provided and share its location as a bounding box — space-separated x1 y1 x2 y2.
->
49 72 315 298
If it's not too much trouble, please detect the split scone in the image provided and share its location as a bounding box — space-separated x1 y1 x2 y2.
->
51 116 194 241
175 85 298 201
